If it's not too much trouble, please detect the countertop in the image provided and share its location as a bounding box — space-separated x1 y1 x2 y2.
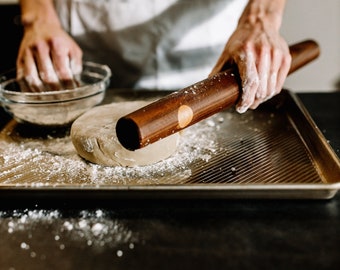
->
0 92 339 270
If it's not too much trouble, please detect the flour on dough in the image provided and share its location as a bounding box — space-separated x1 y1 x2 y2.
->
70 101 180 167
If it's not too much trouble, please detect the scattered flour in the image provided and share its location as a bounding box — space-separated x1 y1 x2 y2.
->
0 114 221 264
0 208 138 256
0 116 220 186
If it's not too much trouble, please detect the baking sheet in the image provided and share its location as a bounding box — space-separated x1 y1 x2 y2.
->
0 90 339 199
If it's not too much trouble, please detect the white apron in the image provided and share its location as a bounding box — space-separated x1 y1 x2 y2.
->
54 0 247 90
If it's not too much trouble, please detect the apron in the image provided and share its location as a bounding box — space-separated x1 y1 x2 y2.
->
54 0 247 90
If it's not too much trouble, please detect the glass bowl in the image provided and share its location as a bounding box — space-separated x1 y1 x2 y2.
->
0 62 111 126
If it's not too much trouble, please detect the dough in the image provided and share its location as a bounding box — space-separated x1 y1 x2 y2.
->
71 101 180 167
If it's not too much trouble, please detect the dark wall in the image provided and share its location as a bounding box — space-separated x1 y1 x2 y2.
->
0 4 22 74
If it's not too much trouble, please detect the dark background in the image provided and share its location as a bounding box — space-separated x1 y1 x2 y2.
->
0 4 22 75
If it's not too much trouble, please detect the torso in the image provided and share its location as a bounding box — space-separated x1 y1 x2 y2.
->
54 0 247 90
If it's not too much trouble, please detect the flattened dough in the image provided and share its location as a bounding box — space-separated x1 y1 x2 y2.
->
71 101 180 167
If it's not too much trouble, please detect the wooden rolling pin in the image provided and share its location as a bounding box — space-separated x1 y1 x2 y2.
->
116 40 320 150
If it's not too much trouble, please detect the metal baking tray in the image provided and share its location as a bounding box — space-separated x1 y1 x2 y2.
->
0 90 339 199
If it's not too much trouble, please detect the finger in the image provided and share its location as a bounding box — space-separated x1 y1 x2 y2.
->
249 48 280 110
255 48 270 101
249 49 286 110
70 57 82 77
50 38 74 79
49 37 83 89
68 45 83 88
33 41 61 91
209 58 224 77
21 48 44 92
251 46 292 110
51 48 76 89
16 61 24 79
208 44 230 77
275 49 291 95
236 51 259 114
209 54 232 78
16 75 31 93
69 45 83 75
267 48 282 97
15 67 30 93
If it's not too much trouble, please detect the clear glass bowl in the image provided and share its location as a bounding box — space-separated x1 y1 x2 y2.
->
0 62 111 126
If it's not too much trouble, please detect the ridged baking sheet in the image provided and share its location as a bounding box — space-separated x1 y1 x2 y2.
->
0 90 339 199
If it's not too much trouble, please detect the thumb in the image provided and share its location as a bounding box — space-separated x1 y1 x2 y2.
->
209 57 234 78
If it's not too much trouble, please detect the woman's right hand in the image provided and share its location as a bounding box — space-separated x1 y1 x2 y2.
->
16 21 83 91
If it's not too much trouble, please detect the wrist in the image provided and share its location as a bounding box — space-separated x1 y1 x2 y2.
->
238 0 286 31
20 0 61 28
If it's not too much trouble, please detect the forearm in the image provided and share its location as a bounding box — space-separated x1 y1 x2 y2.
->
238 0 286 31
20 0 61 27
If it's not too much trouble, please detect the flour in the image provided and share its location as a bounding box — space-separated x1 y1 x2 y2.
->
0 208 138 256
0 103 226 267
0 115 220 186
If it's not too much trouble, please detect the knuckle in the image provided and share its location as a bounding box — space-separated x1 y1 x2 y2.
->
49 36 66 50
57 69 72 80
282 53 292 68
32 40 47 53
260 43 271 55
248 76 260 89
39 71 57 83
272 47 282 59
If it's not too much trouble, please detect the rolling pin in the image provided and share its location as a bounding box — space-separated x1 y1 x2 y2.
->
116 40 320 150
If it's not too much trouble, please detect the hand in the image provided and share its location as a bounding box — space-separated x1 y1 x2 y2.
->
16 22 83 91
210 2 291 113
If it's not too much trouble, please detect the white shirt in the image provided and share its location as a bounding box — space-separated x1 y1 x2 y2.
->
54 0 247 90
